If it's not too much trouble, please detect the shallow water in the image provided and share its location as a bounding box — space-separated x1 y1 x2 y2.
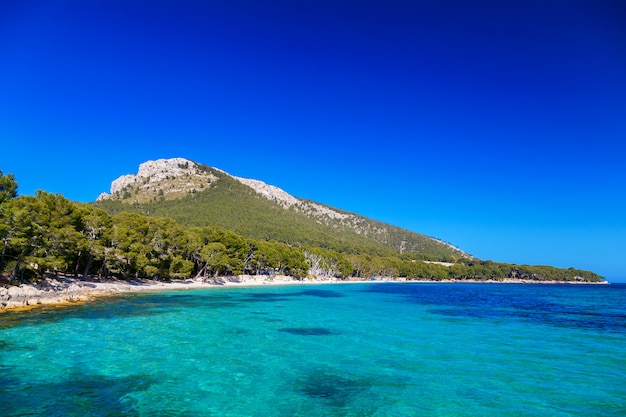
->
1 283 625 416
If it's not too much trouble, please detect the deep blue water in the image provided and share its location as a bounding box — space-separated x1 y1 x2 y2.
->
1 283 625 416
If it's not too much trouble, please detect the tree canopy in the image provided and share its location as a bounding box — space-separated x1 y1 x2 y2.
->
0 172 604 283
0 170 18 204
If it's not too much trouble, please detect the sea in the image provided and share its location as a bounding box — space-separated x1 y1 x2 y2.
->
1 282 624 416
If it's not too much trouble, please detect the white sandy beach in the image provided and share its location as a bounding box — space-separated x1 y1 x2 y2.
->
0 275 349 311
0 275 607 312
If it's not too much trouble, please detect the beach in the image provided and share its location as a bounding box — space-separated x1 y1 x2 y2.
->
0 275 348 311
0 274 608 312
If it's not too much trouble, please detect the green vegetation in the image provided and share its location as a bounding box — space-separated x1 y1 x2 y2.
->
0 170 18 204
94 172 461 261
0 191 309 281
0 171 604 283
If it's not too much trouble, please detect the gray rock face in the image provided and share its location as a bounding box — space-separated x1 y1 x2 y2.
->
97 158 202 200
111 158 197 194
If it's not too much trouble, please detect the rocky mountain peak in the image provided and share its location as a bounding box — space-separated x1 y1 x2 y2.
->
136 158 197 181
96 157 303 208
97 158 215 202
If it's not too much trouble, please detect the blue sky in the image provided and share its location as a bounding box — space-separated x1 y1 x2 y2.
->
1 1 625 281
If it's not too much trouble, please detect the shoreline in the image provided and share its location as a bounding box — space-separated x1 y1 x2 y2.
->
0 275 345 312
0 275 609 313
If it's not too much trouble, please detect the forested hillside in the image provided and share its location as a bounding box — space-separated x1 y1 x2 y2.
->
0 170 604 283
94 174 460 261
94 159 466 262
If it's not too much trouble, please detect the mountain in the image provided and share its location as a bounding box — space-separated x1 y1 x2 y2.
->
94 158 469 261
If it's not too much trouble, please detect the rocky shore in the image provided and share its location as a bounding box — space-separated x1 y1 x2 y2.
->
0 275 340 311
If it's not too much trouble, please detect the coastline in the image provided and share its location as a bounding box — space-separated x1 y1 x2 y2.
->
0 275 345 312
0 275 609 313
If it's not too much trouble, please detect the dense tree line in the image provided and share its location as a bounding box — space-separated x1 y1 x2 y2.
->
0 171 603 283
0 192 309 282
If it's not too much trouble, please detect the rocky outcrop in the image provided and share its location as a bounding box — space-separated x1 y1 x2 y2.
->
233 176 356 225
0 275 344 311
233 176 300 208
0 279 104 309
112 158 200 193
97 158 218 203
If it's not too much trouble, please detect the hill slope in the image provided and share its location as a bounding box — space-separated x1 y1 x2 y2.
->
94 158 468 261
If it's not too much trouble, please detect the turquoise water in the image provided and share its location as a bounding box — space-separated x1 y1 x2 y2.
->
1 283 625 416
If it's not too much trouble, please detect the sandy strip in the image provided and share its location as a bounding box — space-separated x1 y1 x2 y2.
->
0 275 607 312
0 275 350 312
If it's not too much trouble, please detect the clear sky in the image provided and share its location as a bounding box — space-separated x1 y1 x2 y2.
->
1 1 625 281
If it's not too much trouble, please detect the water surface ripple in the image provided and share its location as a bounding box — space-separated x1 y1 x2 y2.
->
1 283 624 416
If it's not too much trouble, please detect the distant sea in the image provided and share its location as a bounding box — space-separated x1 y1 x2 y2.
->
1 282 625 416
